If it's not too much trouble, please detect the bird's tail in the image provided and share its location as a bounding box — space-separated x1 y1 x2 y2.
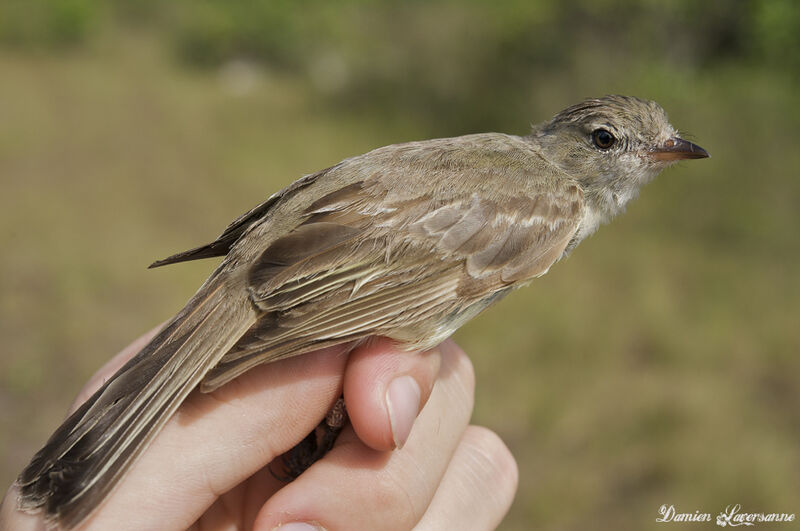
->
16 280 255 529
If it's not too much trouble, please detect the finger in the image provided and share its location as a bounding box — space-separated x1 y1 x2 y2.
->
415 426 518 531
253 339 475 531
78 344 351 530
343 337 442 452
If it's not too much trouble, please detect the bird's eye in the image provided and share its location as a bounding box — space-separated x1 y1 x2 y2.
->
592 129 615 150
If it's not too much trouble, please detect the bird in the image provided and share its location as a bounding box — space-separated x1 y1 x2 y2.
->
16 95 708 528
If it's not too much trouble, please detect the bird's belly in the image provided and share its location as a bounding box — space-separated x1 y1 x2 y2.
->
385 288 512 351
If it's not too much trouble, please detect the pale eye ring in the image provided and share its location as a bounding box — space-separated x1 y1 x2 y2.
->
592 129 615 150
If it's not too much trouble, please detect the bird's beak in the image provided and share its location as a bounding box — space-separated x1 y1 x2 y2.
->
648 137 709 161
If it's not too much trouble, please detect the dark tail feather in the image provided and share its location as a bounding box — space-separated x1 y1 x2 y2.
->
16 282 255 528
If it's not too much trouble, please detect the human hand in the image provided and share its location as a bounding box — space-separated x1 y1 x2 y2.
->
2 330 517 530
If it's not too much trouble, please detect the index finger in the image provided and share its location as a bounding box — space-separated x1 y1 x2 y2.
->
75 343 351 530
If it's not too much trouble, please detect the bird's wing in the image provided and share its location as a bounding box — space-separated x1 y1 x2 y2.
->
148 170 332 268
202 142 584 390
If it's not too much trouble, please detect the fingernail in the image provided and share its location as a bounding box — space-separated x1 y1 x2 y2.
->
386 375 421 449
273 522 325 531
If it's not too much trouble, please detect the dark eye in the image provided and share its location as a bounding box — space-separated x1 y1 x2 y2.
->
592 129 615 150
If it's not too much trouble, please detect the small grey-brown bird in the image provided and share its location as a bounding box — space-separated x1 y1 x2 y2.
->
17 95 708 528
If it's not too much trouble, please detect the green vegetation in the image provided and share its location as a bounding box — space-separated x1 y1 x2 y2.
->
1 3 798 530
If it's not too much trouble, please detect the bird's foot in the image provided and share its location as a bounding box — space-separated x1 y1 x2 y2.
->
272 397 347 480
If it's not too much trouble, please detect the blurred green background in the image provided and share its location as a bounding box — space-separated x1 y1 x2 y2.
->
1 1 798 529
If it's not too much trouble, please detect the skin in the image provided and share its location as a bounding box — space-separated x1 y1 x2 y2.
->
2 332 518 530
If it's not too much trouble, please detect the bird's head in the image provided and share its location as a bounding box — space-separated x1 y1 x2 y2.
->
532 95 708 213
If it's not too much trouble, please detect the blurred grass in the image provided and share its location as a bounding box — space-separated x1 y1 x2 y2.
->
1 4 799 530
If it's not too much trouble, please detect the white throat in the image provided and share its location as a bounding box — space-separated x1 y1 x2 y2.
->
572 185 639 245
